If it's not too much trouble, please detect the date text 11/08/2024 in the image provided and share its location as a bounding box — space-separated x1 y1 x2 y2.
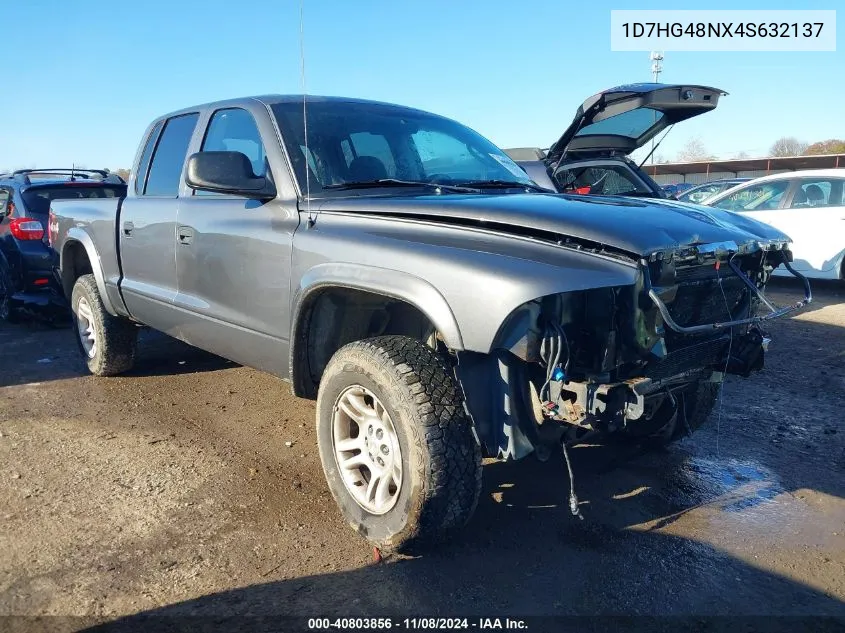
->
307 618 528 630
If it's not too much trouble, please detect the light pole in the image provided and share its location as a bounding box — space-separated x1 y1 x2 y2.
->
649 51 664 165
650 50 664 83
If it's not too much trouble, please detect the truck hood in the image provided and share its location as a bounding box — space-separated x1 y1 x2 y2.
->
546 83 727 161
318 192 790 258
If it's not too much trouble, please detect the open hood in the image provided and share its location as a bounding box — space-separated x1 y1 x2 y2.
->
546 83 727 161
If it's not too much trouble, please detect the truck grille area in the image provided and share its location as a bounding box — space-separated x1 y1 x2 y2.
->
666 267 748 330
646 334 730 381
644 261 755 380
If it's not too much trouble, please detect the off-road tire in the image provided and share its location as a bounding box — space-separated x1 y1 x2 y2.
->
623 381 721 448
71 274 137 376
316 335 482 552
681 381 721 436
0 261 20 323
642 381 721 446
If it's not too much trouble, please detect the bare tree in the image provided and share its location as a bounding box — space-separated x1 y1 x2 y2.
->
734 151 750 159
676 137 716 162
804 139 845 155
770 137 808 157
113 168 131 182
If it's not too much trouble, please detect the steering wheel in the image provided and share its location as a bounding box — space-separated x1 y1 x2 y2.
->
425 174 454 184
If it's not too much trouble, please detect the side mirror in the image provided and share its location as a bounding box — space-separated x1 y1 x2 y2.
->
185 151 276 199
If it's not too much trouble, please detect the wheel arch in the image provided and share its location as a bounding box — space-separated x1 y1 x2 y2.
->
289 263 463 399
59 229 118 316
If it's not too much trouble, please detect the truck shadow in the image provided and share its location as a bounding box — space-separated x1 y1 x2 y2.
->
82 449 845 627
0 322 234 388
127 329 237 377
77 442 845 631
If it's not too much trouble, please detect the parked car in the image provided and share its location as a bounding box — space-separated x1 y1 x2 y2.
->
661 182 695 199
0 169 126 322
677 178 752 204
504 83 727 199
49 95 809 552
704 169 845 280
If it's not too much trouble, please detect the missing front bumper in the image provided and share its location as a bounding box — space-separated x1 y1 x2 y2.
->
649 258 812 335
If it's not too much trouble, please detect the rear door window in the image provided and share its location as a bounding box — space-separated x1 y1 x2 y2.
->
135 120 164 195
143 113 199 197
576 108 664 141
789 178 843 208
555 165 650 196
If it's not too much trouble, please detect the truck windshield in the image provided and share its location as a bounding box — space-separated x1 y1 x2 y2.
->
22 184 126 216
271 100 535 194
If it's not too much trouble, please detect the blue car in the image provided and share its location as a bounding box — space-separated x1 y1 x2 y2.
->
676 178 752 204
661 182 696 199
0 169 126 322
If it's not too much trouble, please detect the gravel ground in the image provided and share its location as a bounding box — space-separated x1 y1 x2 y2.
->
0 279 843 630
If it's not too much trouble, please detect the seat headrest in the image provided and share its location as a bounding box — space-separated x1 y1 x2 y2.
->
348 156 388 182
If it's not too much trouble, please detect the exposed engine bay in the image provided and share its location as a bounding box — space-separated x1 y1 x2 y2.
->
456 239 812 461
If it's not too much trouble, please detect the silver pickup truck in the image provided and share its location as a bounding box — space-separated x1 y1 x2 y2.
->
48 93 811 552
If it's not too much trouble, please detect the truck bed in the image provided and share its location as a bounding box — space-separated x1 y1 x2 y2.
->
49 196 126 316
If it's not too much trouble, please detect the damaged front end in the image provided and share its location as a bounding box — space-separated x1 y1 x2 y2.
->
456 239 811 460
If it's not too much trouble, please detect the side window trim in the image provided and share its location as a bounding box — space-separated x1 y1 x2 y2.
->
764 180 792 211
833 179 845 207
779 179 801 210
134 120 164 196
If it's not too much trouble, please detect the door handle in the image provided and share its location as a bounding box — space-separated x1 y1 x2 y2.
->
122 221 134 236
177 226 194 245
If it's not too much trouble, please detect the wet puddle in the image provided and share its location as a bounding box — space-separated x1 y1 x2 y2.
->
666 456 785 512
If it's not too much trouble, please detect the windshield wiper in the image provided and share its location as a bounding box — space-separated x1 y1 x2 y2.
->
322 179 480 193
456 179 552 193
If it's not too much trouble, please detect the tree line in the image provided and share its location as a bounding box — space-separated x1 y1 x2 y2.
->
656 137 845 164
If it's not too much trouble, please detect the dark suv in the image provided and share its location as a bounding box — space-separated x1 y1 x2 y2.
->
0 168 126 322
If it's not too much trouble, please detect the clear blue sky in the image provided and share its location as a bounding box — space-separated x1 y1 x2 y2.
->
3 0 842 170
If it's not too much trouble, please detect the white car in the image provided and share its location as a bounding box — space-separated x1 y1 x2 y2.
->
705 169 845 280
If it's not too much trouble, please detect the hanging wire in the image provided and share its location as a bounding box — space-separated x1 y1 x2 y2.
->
715 254 737 457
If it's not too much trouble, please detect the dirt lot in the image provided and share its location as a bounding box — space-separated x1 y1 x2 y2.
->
1 279 844 628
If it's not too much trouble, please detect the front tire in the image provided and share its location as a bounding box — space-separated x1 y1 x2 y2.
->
316 335 482 552
71 274 137 376
625 380 720 446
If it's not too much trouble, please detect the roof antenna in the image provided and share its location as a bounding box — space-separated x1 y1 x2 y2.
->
71 163 76 182
300 0 315 228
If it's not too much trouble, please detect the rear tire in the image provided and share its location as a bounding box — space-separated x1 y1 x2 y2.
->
70 274 137 376
316 335 482 553
0 262 20 323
